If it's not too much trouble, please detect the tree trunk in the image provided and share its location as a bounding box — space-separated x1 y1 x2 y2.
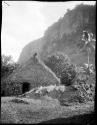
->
87 48 90 68
87 48 90 74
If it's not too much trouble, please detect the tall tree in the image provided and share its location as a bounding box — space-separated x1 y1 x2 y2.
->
80 31 95 72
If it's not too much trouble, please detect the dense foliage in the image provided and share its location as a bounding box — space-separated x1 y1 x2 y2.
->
44 52 77 86
1 53 95 103
73 64 95 102
44 52 95 102
1 55 19 78
1 55 20 96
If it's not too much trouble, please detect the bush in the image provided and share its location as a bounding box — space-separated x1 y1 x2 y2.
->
44 52 77 86
1 55 20 96
61 64 77 86
1 78 22 96
73 66 95 102
1 55 19 79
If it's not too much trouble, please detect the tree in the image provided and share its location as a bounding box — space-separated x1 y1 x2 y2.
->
1 55 19 96
80 31 95 73
44 52 77 86
1 55 18 78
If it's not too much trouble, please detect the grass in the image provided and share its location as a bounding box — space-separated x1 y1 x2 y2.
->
1 96 94 124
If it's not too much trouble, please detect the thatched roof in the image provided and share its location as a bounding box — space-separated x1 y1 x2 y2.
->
8 56 60 88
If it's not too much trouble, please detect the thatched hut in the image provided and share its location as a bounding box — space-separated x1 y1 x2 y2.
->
3 55 60 96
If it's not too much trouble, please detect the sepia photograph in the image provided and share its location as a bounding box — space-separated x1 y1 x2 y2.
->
1 1 96 124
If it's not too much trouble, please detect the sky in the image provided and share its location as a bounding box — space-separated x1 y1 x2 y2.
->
1 1 96 62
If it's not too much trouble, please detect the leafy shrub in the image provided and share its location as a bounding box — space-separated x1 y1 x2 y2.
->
1 55 20 96
1 78 22 96
44 52 77 86
1 55 19 79
73 65 95 102
61 64 77 86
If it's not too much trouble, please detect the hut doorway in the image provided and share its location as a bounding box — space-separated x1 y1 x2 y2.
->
22 82 30 93
1 90 5 96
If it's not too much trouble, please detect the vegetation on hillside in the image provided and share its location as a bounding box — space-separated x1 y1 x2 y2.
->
1 50 95 103
1 55 20 96
44 52 77 86
44 51 95 103
40 4 96 64
1 3 95 124
18 4 96 66
1 4 95 105
1 55 19 78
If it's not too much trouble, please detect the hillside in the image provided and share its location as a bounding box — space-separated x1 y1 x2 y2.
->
18 4 96 65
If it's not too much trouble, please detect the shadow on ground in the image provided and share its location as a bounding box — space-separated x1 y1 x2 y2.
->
39 113 95 125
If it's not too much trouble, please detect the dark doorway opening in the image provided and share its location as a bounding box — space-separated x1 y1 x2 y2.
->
22 82 30 93
1 90 5 96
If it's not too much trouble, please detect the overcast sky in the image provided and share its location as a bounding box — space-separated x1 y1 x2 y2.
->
1 1 96 62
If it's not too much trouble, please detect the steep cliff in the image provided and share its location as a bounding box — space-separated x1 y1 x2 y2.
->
18 4 96 65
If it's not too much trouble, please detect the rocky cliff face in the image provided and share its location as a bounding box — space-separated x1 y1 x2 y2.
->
18 4 96 65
